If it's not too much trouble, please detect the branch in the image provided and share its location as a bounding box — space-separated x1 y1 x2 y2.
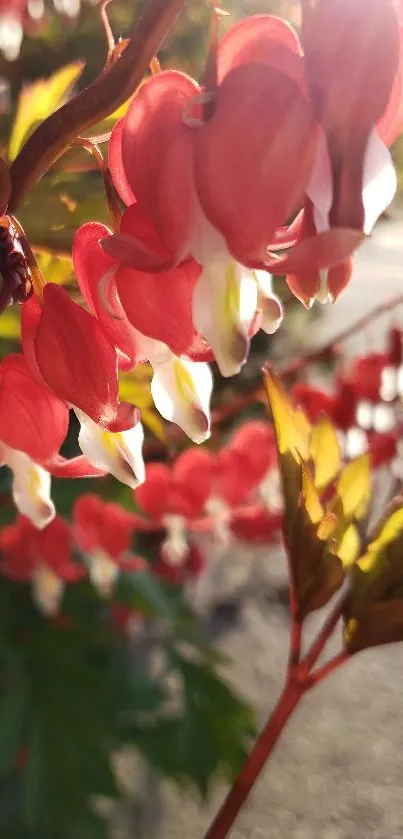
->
203 682 304 839
305 651 350 688
300 593 346 677
279 292 403 379
9 0 186 211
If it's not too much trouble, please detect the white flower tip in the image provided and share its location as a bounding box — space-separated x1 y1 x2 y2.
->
77 413 146 490
162 515 189 565
215 329 250 378
5 449 55 530
89 553 119 598
151 356 212 444
260 295 284 335
32 567 64 616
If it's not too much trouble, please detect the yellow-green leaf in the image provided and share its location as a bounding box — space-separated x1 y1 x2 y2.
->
9 61 85 161
336 524 361 567
310 416 341 491
334 454 370 520
358 507 403 573
300 458 323 524
264 369 310 462
36 252 73 286
0 307 20 340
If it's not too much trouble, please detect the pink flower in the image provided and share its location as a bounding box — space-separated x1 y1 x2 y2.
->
73 494 144 596
0 515 85 614
21 292 146 491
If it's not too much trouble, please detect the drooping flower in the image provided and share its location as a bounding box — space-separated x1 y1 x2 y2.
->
134 421 282 559
106 14 308 375
21 292 146 489
73 219 213 443
0 353 69 527
73 494 144 596
282 0 403 306
0 515 85 615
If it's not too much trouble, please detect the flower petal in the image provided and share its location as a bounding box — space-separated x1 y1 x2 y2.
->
254 271 283 335
135 462 171 520
362 129 397 234
73 223 141 369
121 70 199 261
306 132 333 233
194 63 316 264
192 257 258 377
377 22 403 146
0 354 69 462
269 228 364 274
286 260 353 308
173 448 213 516
45 455 105 478
4 446 55 529
0 516 37 581
76 409 145 489
34 284 121 429
217 13 304 85
108 118 136 206
305 0 399 135
150 354 213 444
32 566 64 616
101 203 171 271
115 259 200 357
87 551 120 598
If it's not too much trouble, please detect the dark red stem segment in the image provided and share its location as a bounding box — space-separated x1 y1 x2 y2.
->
73 137 121 232
306 651 350 688
204 681 304 839
300 594 345 677
9 0 186 211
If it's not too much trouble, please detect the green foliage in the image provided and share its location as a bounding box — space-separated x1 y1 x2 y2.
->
0 569 254 838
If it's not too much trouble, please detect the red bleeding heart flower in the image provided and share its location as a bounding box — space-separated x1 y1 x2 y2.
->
21 292 146 490
0 515 85 614
73 219 214 444
105 14 305 376
281 0 402 306
73 494 144 596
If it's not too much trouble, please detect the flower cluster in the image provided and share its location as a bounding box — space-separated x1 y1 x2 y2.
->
0 495 144 616
0 418 283 616
134 420 283 572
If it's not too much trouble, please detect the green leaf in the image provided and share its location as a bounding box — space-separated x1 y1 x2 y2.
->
116 571 174 619
0 672 29 775
9 61 84 161
21 624 119 837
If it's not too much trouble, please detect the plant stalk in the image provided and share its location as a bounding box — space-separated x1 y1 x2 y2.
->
204 680 304 839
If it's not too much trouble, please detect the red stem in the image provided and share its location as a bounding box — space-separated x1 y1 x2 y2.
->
73 137 121 232
204 593 350 839
300 594 346 677
306 651 349 688
204 680 304 839
9 0 186 211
